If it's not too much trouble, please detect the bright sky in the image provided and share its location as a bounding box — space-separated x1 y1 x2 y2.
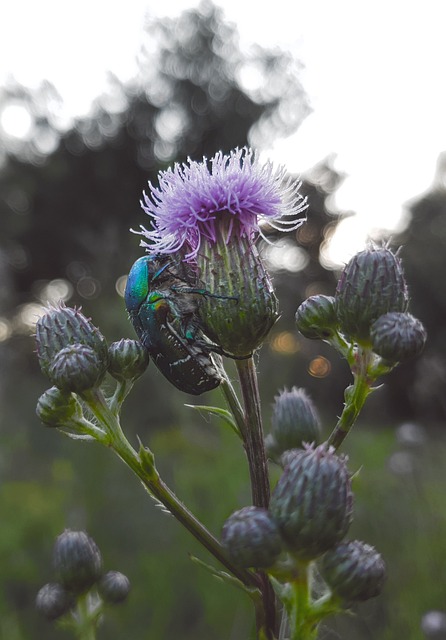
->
1 0 446 265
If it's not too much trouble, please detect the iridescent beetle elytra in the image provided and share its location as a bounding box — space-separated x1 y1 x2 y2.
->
124 254 222 395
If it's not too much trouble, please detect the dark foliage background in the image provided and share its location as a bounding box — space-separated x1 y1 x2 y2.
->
1 4 446 639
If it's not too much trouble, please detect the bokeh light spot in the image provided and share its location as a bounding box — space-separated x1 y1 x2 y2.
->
38 278 73 304
0 103 33 139
264 239 309 273
77 277 101 299
0 318 12 342
14 303 46 334
270 331 300 355
115 275 127 297
308 356 331 378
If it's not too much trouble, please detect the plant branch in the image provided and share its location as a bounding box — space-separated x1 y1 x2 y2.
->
326 347 375 451
80 388 259 591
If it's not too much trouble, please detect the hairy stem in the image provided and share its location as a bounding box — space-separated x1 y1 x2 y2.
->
326 347 374 450
80 388 259 591
234 357 276 638
235 357 270 508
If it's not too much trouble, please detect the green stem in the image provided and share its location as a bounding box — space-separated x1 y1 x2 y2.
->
234 357 270 509
73 593 97 640
234 357 276 639
109 379 134 415
289 566 309 640
287 563 318 640
326 347 374 451
80 388 259 591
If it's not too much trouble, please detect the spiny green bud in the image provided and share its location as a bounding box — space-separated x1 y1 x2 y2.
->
320 540 386 603
36 304 108 379
269 387 321 457
36 583 75 620
98 571 131 604
49 344 107 393
198 229 278 358
295 295 338 340
36 386 83 428
108 339 150 382
335 247 408 344
221 506 283 568
53 530 103 594
269 444 353 560
370 312 427 362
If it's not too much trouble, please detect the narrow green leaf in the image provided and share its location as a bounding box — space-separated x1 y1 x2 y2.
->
189 554 260 599
184 404 241 438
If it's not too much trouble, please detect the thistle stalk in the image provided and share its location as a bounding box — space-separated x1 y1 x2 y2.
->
80 388 259 591
326 347 375 450
235 357 271 509
235 357 277 638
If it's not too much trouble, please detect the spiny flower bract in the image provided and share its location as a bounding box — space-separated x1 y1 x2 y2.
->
138 147 307 259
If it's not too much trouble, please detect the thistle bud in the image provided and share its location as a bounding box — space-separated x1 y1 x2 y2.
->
269 445 353 560
36 304 108 379
36 583 75 620
320 540 386 603
370 312 427 362
221 506 283 569
98 571 131 604
108 339 150 382
295 295 338 340
36 386 83 428
269 387 321 457
49 344 107 393
53 530 103 594
335 247 408 344
198 229 279 358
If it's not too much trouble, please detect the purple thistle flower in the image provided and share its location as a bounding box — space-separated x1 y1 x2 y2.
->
138 147 307 259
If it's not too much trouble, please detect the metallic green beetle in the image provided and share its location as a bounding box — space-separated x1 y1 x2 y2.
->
124 254 222 395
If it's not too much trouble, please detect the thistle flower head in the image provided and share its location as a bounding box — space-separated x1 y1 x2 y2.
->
268 387 321 458
98 571 131 604
53 530 103 594
138 147 307 259
335 246 408 344
36 583 75 621
221 506 283 569
269 444 353 560
370 311 427 362
320 540 386 603
35 303 108 379
295 295 339 341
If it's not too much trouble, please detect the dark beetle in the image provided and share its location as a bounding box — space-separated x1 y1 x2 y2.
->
124 254 222 395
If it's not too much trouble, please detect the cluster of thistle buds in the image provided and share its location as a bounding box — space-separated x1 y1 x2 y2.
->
222 441 385 626
36 530 130 628
296 244 426 367
35 304 150 433
220 245 427 632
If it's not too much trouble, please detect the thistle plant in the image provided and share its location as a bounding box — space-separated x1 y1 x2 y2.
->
36 530 130 639
35 147 426 640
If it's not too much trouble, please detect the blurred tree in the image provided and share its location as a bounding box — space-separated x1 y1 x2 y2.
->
260 159 351 422
0 2 310 323
386 152 446 423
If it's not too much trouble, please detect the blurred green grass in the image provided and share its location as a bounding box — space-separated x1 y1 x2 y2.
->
0 375 444 639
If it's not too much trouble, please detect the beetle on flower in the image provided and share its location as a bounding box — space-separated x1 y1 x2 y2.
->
136 147 308 358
